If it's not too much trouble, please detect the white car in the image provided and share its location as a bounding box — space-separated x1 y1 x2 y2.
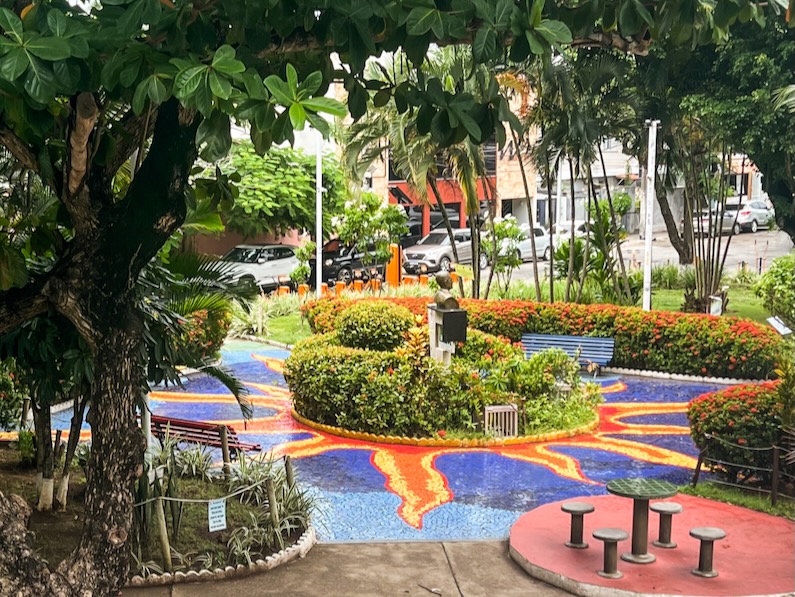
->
222 244 298 291
551 220 589 248
498 225 552 261
725 201 775 233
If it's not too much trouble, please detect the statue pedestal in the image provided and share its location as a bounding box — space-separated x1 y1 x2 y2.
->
428 304 467 366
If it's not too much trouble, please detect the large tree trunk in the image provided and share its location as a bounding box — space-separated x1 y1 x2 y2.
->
0 98 199 595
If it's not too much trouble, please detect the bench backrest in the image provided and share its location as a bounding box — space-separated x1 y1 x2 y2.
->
150 414 241 442
521 333 615 366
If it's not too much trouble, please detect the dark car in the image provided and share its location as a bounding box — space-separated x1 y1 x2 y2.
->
308 239 384 286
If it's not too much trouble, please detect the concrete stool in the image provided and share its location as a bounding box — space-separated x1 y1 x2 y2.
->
651 501 683 548
593 528 629 579
561 501 595 549
689 527 727 578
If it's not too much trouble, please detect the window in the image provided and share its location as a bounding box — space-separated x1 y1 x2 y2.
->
272 247 295 259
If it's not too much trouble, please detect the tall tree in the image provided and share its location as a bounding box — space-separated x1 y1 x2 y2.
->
0 0 780 593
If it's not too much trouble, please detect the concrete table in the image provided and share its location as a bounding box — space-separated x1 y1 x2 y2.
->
606 478 678 564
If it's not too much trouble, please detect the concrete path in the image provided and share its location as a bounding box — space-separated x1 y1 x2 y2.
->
122 541 570 597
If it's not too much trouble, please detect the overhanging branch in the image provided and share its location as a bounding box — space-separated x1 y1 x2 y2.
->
0 127 41 177
571 32 651 56
66 93 99 198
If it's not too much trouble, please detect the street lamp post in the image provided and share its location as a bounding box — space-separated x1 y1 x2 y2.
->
642 119 660 311
315 129 323 294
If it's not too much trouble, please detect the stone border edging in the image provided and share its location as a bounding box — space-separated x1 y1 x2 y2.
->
603 367 760 386
291 409 600 447
231 334 294 350
125 525 316 587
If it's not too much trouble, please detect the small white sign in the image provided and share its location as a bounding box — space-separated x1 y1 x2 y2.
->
438 340 455 353
767 316 793 336
208 498 227 532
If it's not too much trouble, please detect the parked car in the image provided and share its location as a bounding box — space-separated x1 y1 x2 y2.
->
516 225 552 261
725 200 775 233
221 244 298 292
551 220 589 248
308 239 383 286
403 228 487 274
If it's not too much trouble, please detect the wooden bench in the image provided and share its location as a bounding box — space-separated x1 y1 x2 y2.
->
149 415 261 459
521 333 615 372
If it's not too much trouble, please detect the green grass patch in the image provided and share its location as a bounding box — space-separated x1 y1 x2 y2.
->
680 482 794 519
263 312 312 346
652 287 771 323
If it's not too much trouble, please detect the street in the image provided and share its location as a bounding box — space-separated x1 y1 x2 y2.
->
511 229 793 282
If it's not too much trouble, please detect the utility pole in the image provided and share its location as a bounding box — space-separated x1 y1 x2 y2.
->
315 129 324 294
642 119 660 311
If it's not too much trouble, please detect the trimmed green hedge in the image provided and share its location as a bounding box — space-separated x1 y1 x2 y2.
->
302 297 782 379
336 301 414 351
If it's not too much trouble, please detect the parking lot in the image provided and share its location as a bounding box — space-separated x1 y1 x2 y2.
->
511 229 793 282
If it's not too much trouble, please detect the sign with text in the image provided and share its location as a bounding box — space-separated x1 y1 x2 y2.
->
208 498 227 532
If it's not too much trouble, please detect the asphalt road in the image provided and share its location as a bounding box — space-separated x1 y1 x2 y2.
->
511 229 793 282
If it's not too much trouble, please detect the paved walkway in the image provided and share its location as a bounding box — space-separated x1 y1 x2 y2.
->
122 541 570 597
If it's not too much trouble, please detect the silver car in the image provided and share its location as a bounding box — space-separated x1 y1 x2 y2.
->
222 244 298 291
497 225 551 261
403 228 486 273
725 201 775 233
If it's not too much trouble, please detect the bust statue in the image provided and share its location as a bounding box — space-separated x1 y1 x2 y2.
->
434 272 459 310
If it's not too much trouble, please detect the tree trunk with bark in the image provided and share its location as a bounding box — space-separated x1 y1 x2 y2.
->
0 98 199 595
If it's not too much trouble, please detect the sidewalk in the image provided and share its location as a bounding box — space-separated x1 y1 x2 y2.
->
122 541 570 597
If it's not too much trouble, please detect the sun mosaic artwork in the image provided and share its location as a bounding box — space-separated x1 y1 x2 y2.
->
52 342 723 541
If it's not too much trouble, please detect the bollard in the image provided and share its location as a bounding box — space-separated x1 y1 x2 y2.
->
297 283 309 297
320 282 329 297
335 281 346 295
277 285 290 295
403 276 417 286
419 274 429 285
353 279 363 292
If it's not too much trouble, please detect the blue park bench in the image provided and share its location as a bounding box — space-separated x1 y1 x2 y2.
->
521 333 615 374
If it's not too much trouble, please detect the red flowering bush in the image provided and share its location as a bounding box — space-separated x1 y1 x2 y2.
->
179 308 231 363
455 329 522 367
688 381 784 480
304 297 782 379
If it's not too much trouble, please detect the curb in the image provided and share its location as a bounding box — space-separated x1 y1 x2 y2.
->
291 409 600 447
603 367 760 386
231 334 294 350
125 525 316 587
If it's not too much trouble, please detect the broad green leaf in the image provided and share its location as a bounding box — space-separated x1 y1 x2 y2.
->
0 47 28 81
147 76 167 104
632 0 654 26
212 45 245 75
0 8 23 43
305 111 330 138
456 109 482 141
23 58 56 104
196 112 231 161
132 78 148 114
209 70 232 99
193 78 213 117
535 19 572 44
526 30 546 55
529 0 546 27
47 10 68 37
241 71 267 100
301 96 347 117
24 36 72 61
0 241 28 290
494 0 514 28
175 65 206 97
372 88 391 107
406 7 443 36
473 27 497 62
264 75 293 105
289 102 306 130
285 63 298 92
298 70 322 96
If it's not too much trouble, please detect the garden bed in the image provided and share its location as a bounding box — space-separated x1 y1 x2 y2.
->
303 297 783 380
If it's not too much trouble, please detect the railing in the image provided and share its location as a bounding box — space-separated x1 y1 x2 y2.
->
691 433 794 506
484 405 519 438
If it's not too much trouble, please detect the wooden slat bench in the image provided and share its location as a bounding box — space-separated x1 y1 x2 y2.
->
521 333 615 372
149 415 261 458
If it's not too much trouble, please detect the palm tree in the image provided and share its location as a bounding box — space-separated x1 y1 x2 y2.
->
342 49 497 298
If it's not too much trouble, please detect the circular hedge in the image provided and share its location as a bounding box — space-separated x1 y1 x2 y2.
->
336 301 414 352
284 319 601 439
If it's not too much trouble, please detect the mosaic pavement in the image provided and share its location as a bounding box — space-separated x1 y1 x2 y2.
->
53 340 722 543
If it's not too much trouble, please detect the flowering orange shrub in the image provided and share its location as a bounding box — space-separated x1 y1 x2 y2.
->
302 297 781 379
688 381 783 476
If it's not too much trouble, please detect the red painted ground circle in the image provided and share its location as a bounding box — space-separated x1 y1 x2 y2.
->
510 494 794 597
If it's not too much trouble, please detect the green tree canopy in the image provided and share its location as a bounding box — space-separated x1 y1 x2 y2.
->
200 143 347 238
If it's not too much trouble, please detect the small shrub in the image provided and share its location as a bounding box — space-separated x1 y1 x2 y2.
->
175 445 213 481
688 381 784 480
755 253 795 328
454 329 522 368
180 309 231 362
336 302 414 351
652 264 683 290
17 429 36 467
